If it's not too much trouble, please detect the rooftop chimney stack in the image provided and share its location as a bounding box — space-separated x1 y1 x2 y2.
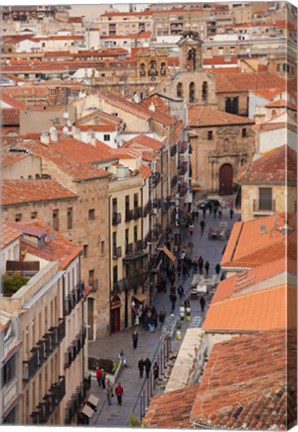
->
40 131 50 145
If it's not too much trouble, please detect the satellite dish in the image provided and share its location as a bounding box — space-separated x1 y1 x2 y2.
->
62 126 69 134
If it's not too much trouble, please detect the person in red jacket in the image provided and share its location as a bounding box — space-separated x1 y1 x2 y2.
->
96 367 102 387
115 382 124 406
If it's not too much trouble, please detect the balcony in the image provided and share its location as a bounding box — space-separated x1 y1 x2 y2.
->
126 243 133 255
113 246 122 259
113 279 124 293
64 281 84 316
123 270 149 290
253 199 275 213
133 207 142 219
135 240 144 252
64 326 87 370
149 172 161 189
170 144 177 157
23 318 65 381
143 201 151 216
112 212 121 225
125 209 134 222
65 375 91 424
179 161 188 176
179 141 188 154
30 376 65 424
171 175 178 188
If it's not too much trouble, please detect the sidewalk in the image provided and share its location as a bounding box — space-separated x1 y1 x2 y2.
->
88 207 237 426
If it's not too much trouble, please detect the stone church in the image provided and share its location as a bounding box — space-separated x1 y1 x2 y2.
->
152 31 256 196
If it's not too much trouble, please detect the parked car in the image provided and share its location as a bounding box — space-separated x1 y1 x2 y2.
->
197 199 221 211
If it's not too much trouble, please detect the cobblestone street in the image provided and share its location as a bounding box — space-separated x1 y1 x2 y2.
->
88 206 238 426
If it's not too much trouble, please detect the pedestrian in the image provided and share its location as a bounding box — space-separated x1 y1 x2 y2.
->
204 260 210 276
200 296 206 312
177 284 184 300
188 222 194 236
118 349 127 367
96 367 102 387
144 357 152 379
215 263 221 275
202 207 206 219
170 284 176 295
230 208 234 219
200 220 205 234
101 369 106 389
115 382 124 406
106 379 114 405
218 208 222 218
153 362 159 383
198 256 204 274
138 358 144 378
195 210 199 220
169 292 177 313
159 308 166 327
132 330 139 349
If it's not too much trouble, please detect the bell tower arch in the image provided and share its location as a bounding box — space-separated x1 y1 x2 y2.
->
177 31 203 73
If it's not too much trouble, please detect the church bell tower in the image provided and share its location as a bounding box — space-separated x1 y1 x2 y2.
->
177 31 203 73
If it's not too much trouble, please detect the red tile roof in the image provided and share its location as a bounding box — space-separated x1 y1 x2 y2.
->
1 179 78 206
215 72 286 94
265 99 297 110
140 95 171 115
237 145 297 184
0 93 28 109
1 109 20 126
124 134 164 151
250 87 284 100
0 222 23 250
144 329 296 430
188 106 254 127
139 165 152 180
12 220 82 270
1 152 30 167
101 32 151 40
204 55 237 65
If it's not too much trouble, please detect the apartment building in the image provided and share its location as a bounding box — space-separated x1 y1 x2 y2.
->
98 10 153 37
0 220 88 425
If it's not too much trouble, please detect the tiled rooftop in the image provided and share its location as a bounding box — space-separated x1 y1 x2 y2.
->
1 109 20 126
215 72 286 94
188 106 254 127
1 151 31 167
1 179 78 205
265 99 297 110
237 145 297 184
8 220 82 270
124 134 164 151
138 165 151 180
144 329 296 429
0 221 23 250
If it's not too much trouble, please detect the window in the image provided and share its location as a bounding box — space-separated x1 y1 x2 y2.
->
113 265 118 283
202 81 208 101
101 241 105 255
177 82 183 98
207 131 213 140
2 353 16 387
276 63 281 72
15 214 22 222
259 188 272 210
125 195 130 213
242 128 247 138
53 209 59 230
103 134 110 141
134 193 138 209
271 109 277 117
88 209 95 220
88 270 94 284
31 211 37 219
189 82 195 103
67 207 73 229
83 245 88 258
134 226 138 243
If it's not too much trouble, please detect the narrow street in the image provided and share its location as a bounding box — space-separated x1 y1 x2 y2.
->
88 206 238 426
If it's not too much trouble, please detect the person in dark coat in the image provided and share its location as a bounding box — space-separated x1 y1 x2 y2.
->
169 292 177 313
200 296 206 312
159 308 166 327
215 263 221 274
200 219 206 234
198 256 204 274
132 330 139 349
202 208 206 219
230 208 234 219
138 358 144 378
153 362 159 383
204 260 210 276
177 284 184 300
144 358 152 379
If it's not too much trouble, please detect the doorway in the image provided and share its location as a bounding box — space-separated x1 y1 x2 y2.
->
87 298 94 340
219 163 233 195
111 295 121 333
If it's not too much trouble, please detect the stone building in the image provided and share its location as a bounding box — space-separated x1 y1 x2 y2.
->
237 145 297 222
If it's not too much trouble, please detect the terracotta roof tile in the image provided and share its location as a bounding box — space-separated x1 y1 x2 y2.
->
251 87 284 100
101 32 151 40
237 145 297 184
1 179 78 206
9 220 82 270
188 106 254 127
124 134 164 150
215 72 286 94
139 165 151 180
0 93 28 109
265 99 297 110
1 109 20 126
0 222 23 249
1 151 31 167
203 283 293 331
140 95 171 115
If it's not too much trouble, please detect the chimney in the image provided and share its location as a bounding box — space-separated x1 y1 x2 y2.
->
40 131 50 145
49 126 58 143
148 102 156 112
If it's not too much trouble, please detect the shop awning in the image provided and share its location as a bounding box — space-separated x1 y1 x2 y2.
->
81 405 95 418
162 246 176 262
134 293 148 303
87 394 100 408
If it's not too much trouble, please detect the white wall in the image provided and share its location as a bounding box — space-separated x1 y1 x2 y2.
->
259 128 297 152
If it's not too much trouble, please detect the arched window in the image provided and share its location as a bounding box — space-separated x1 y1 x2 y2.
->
187 49 196 70
140 63 146 77
189 82 195 103
225 97 232 113
149 60 158 78
160 62 166 76
271 109 277 117
202 81 208 101
177 82 183 98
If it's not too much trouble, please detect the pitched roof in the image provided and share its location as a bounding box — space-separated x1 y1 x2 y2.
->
221 214 290 269
0 222 23 250
11 220 82 270
188 106 254 127
203 283 292 331
140 95 171 115
215 72 286 94
0 93 28 109
124 134 164 151
265 99 297 110
1 151 31 167
1 179 78 206
237 145 297 184
139 165 152 180
250 87 284 100
144 329 296 430
1 109 20 126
